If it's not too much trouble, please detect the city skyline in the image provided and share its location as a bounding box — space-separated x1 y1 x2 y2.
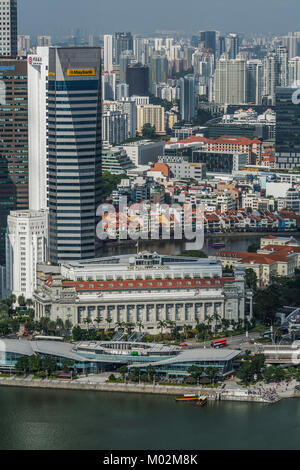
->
19 0 300 37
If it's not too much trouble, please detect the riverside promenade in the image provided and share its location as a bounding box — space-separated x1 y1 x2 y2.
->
0 375 291 403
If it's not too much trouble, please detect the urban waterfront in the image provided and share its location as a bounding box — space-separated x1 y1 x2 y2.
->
1 386 300 450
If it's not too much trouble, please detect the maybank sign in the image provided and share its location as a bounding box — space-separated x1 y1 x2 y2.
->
67 68 95 77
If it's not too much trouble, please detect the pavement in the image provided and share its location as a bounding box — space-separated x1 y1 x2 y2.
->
187 331 261 350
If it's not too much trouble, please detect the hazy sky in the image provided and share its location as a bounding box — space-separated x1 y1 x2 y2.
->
19 0 300 37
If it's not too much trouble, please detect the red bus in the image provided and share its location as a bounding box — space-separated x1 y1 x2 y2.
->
211 339 227 348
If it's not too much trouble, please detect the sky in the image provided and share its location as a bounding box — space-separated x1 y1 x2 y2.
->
19 0 300 37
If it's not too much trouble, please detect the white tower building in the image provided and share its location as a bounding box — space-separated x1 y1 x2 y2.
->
28 47 49 211
104 34 113 72
6 210 48 299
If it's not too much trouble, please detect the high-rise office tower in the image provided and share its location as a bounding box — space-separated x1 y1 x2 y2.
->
276 86 300 169
289 56 300 86
277 46 289 87
0 0 17 56
29 47 102 263
6 209 48 298
133 36 146 64
116 82 129 100
18 35 30 55
119 50 134 83
225 33 240 59
199 31 217 57
151 52 168 92
179 75 195 121
102 70 116 100
0 58 28 266
263 52 280 105
28 47 49 211
103 34 113 72
126 63 149 96
114 32 133 65
37 36 51 47
214 57 247 105
247 59 263 104
282 32 300 59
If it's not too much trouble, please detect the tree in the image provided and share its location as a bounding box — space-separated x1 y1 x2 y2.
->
94 315 103 332
55 317 64 336
136 321 144 333
142 123 156 139
251 354 265 380
72 325 84 342
205 367 218 385
105 316 113 331
245 268 258 291
157 320 167 335
15 356 29 375
101 171 127 201
238 361 255 385
117 365 128 381
61 359 75 373
146 365 156 382
42 356 57 376
187 365 203 382
84 317 92 333
18 295 26 307
64 317 73 333
29 354 43 374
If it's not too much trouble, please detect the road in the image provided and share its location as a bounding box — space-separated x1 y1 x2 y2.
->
186 331 262 350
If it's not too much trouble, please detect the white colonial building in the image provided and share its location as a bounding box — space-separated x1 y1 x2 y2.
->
6 210 48 299
34 252 253 332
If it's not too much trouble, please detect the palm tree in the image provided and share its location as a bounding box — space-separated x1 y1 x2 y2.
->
157 320 167 335
116 320 125 331
105 316 113 331
94 314 103 332
84 317 92 333
136 321 144 333
124 322 135 336
182 324 192 341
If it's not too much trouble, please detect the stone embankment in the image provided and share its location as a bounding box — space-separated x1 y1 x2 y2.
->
0 376 286 403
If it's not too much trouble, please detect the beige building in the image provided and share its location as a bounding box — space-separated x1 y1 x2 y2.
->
137 104 165 135
214 57 247 105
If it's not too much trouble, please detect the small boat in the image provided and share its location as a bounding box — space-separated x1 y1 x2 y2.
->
213 242 225 249
196 396 207 406
175 394 199 402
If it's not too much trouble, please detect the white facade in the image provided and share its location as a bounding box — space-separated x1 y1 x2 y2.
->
33 253 252 331
0 0 17 56
104 34 113 72
6 210 49 299
122 140 165 166
28 46 49 211
214 57 247 105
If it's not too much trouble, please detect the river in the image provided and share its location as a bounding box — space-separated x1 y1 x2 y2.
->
0 386 300 450
101 234 263 257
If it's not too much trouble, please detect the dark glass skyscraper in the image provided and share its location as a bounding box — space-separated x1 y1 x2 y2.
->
0 57 28 266
47 47 102 263
276 86 300 169
126 63 149 96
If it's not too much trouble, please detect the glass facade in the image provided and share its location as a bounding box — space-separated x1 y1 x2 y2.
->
276 87 300 169
47 48 102 263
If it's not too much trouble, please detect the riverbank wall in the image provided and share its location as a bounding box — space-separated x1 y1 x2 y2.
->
0 377 282 403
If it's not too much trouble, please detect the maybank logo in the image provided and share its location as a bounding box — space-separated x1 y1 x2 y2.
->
67 68 95 77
